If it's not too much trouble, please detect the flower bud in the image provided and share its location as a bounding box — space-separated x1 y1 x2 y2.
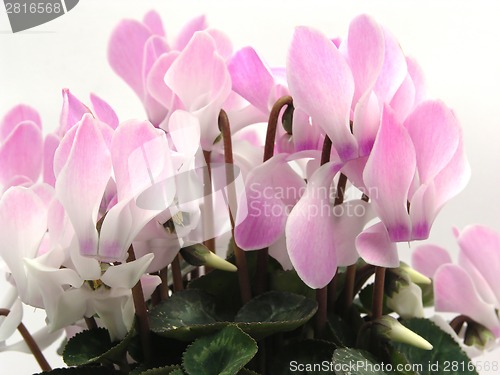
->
387 282 424 319
464 321 496 350
374 316 433 350
180 244 237 272
400 262 431 285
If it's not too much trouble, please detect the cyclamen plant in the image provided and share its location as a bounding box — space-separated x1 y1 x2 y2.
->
0 10 497 375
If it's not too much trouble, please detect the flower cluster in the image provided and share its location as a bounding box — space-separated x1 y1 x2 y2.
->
0 9 495 375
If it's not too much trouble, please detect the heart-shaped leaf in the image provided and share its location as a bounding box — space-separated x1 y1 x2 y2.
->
333 348 389 375
182 325 258 375
235 291 317 340
149 289 227 341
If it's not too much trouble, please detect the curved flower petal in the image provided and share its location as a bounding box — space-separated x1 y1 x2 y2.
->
373 28 407 103
0 104 41 141
411 244 451 278
0 121 43 186
346 14 385 103
55 114 112 257
434 264 500 336
235 156 305 250
363 106 415 241
90 94 119 129
286 162 342 289
228 47 275 114
404 100 460 183
143 10 165 37
108 19 152 99
168 110 201 157
173 15 207 51
58 89 92 136
334 199 375 266
43 133 60 186
146 52 178 110
101 253 154 289
355 222 399 268
353 91 380 157
457 225 500 307
287 26 356 161
0 186 47 297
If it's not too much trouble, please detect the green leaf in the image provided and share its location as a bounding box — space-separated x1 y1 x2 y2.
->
62 327 133 366
237 368 261 375
270 269 315 299
128 333 188 368
270 339 336 374
149 289 228 341
324 313 356 348
182 325 258 375
333 348 389 375
235 291 317 340
35 368 120 375
393 318 478 375
139 365 184 375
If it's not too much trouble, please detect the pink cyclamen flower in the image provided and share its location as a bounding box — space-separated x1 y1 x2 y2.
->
108 11 233 150
413 225 500 337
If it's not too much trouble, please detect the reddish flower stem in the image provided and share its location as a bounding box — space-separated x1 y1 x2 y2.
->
256 95 294 296
0 309 51 372
203 150 216 267
372 266 386 319
127 246 152 364
159 267 170 301
219 109 252 304
84 316 98 330
171 254 184 292
315 136 332 338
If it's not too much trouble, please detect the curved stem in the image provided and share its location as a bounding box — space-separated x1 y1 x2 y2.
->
0 309 51 372
127 246 152 364
171 254 184 292
449 315 470 334
202 150 216 262
219 109 252 304
255 96 294 296
84 316 98 330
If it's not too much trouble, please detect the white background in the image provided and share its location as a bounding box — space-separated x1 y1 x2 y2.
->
1 0 500 372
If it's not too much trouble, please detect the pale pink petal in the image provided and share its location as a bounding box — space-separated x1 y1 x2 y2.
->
168 110 201 157
433 136 470 211
235 156 305 250
363 106 415 241
43 133 59 186
133 235 180 274
53 125 77 178
58 89 92 136
0 121 43 185
0 186 47 297
334 200 375 266
434 264 500 336
101 253 154 289
373 28 407 103
406 57 427 105
228 47 275 114
287 26 356 161
286 162 342 289
404 100 460 183
355 222 399 267
173 15 207 51
93 294 133 341
90 94 119 129
55 114 112 257
206 28 233 60
409 183 436 240
111 119 172 201
108 19 152 98
346 14 385 103
0 104 41 140
269 234 293 270
353 91 381 157
292 108 322 152
166 31 231 148
146 52 178 109
390 73 415 122
141 274 162 300
457 225 500 307
411 244 451 278
143 10 166 37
